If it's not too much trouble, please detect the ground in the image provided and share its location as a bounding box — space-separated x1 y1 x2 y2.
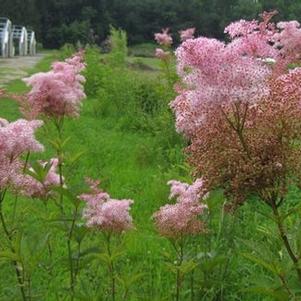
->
0 53 46 87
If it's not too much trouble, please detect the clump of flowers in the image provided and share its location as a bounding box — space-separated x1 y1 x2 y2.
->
0 118 44 190
171 11 301 285
179 27 195 41
153 179 207 239
153 179 207 301
154 28 173 47
22 51 86 119
80 178 134 301
155 48 171 61
171 11 301 207
80 178 134 233
273 20 301 64
171 35 271 137
17 158 62 198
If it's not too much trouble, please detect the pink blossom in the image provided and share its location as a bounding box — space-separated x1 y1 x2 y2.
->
79 178 134 233
154 28 173 47
179 28 195 41
0 158 20 190
155 48 171 60
0 119 44 159
170 13 301 210
224 19 259 38
22 53 86 119
168 178 207 204
153 179 207 239
224 16 277 58
172 37 271 137
13 158 61 198
0 118 44 191
273 21 301 63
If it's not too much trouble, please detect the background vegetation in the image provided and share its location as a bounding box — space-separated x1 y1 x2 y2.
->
0 0 300 48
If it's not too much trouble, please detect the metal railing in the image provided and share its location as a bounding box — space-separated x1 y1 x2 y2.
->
0 17 37 58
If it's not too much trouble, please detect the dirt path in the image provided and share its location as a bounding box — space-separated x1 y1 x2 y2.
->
0 53 46 87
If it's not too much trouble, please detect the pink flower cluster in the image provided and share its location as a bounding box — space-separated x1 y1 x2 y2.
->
273 21 301 63
171 12 301 209
153 179 207 239
171 36 271 137
0 118 44 190
179 28 195 41
22 52 86 119
224 11 301 65
154 28 173 47
17 158 61 198
155 48 171 60
80 178 134 233
171 12 301 138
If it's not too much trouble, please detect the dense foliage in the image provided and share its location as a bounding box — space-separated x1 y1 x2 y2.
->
0 0 301 48
1 10 301 301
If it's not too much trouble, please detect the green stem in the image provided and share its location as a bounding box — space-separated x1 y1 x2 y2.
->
105 233 116 301
174 239 184 301
0 191 27 301
53 116 78 300
67 205 79 299
190 269 194 301
271 199 301 283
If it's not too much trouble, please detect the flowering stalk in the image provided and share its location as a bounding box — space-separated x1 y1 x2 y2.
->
79 178 134 300
154 29 176 90
153 180 207 300
171 11 301 289
19 51 87 299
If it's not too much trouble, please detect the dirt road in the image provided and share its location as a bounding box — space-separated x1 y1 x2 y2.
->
0 53 45 87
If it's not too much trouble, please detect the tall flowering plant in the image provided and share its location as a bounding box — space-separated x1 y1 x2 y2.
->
154 28 175 89
153 179 207 301
79 178 134 301
0 118 45 300
154 27 195 102
171 10 301 294
17 51 87 299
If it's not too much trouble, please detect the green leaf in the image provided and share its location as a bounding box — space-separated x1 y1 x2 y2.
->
179 260 198 274
66 150 86 165
117 272 144 288
94 253 111 264
241 286 289 301
0 251 20 262
282 203 301 221
199 255 227 272
79 247 102 257
52 186 80 206
240 252 281 275
73 225 88 243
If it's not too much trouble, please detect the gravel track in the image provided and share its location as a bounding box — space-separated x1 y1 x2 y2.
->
0 53 45 87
